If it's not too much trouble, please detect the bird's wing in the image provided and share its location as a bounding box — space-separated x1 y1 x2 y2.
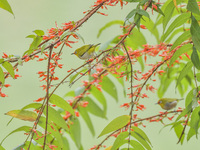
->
81 44 93 57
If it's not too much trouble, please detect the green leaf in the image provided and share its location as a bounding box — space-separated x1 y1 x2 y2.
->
196 73 200 82
187 127 196 141
98 115 130 137
2 61 14 78
73 32 85 44
64 91 75 97
0 58 4 64
162 13 190 41
190 106 200 138
0 66 5 85
140 16 159 43
176 61 193 87
61 136 70 150
26 34 36 38
175 102 192 122
163 1 175 31
22 103 42 110
29 36 43 51
90 86 107 115
5 110 37 122
187 0 200 15
125 9 137 22
43 106 69 131
0 0 14 15
70 118 82 149
191 46 200 70
49 94 75 116
33 30 45 36
131 126 151 145
130 140 145 150
129 28 146 48
171 30 191 51
190 15 200 52
166 27 184 43
100 76 118 102
170 44 192 66
37 116 64 147
0 126 31 145
111 132 128 150
137 9 150 19
60 31 71 40
97 20 124 38
79 107 95 136
85 97 107 119
0 145 5 150
131 131 152 150
69 69 86 84
174 124 185 144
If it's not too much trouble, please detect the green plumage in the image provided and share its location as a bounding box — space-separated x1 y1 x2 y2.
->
72 43 100 59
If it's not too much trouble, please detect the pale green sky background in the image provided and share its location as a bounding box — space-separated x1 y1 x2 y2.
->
0 0 199 150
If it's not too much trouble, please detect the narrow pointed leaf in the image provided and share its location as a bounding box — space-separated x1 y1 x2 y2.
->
187 0 200 15
163 1 175 31
2 61 14 78
43 106 69 131
176 61 193 87
131 126 151 145
97 20 124 38
190 106 200 138
33 30 44 36
170 44 192 66
0 66 5 85
190 15 200 52
130 140 145 150
98 115 130 137
90 86 107 115
85 97 107 119
5 110 37 122
162 13 190 41
141 16 159 43
100 76 118 102
79 107 95 136
191 46 200 70
70 118 82 149
0 126 31 145
111 132 128 150
174 124 185 144
170 30 191 51
49 94 75 116
131 131 152 150
0 0 14 15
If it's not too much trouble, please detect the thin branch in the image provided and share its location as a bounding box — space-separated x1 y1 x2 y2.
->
122 42 133 149
177 115 189 144
96 110 182 149
43 45 53 149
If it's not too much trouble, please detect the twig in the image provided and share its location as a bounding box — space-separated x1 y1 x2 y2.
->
43 45 53 149
122 42 133 149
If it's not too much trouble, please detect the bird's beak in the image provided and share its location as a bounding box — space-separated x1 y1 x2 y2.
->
71 53 74 55
155 103 158 105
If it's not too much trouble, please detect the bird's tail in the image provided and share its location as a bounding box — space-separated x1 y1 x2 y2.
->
95 43 101 47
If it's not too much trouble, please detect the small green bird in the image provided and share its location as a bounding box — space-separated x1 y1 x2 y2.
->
72 43 100 60
156 98 184 110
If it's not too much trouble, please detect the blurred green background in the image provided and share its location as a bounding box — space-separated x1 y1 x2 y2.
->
0 0 199 149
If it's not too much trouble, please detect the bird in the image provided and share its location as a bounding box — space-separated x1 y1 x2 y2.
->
156 98 184 110
71 43 100 60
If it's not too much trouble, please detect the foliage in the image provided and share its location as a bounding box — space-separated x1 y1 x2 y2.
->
1 0 200 150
